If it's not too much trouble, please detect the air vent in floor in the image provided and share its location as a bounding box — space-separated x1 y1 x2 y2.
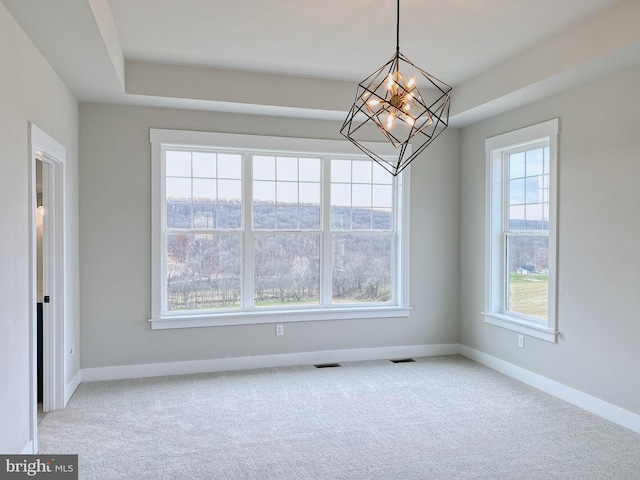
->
314 363 341 368
390 358 416 363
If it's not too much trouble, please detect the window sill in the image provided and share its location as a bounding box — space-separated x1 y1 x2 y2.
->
482 312 557 343
150 306 411 330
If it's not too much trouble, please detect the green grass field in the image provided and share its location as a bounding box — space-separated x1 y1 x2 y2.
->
508 273 548 319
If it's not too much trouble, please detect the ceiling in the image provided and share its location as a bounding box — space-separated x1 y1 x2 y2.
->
3 0 640 126
107 0 617 84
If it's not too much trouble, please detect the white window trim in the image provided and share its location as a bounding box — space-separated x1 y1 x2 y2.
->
150 129 411 329
483 119 559 342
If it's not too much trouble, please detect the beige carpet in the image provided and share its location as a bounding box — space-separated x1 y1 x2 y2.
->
38 355 640 479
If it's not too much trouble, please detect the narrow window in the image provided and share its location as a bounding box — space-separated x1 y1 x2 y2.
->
484 119 558 342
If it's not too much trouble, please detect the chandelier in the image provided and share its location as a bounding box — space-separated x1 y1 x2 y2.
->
340 0 452 176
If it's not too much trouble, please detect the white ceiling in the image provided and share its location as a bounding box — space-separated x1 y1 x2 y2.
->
2 0 639 126
107 0 620 84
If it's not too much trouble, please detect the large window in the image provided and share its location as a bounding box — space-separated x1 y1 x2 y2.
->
150 130 410 329
484 119 558 342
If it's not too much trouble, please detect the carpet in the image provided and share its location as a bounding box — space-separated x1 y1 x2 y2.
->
38 355 640 479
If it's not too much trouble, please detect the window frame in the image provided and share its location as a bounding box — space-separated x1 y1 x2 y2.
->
150 129 411 330
483 119 559 342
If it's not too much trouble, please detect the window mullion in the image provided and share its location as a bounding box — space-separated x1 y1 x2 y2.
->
242 152 253 310
321 156 332 306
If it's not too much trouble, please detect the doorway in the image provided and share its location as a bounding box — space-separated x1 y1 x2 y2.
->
36 160 44 422
29 123 67 454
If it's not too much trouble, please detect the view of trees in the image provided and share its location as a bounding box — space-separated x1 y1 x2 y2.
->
332 234 391 303
165 203 394 310
167 233 241 310
507 235 549 319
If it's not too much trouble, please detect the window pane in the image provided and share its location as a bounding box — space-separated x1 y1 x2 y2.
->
332 234 392 304
299 182 320 205
509 178 525 205
218 154 242 179
331 184 351 207
192 179 216 202
166 177 191 202
166 177 191 228
299 206 320 230
217 203 241 229
299 158 320 182
276 206 298 229
373 163 392 184
352 160 372 184
331 207 351 229
218 179 242 202
166 151 191 177
373 208 392 230
253 205 276 229
509 152 525 179
525 204 544 230
352 184 372 208
506 235 549 321
277 157 297 181
167 203 192 229
253 180 275 204
508 205 525 230
332 159 351 182
525 176 541 204
372 185 392 208
253 156 275 180
166 234 241 311
526 148 544 176
254 234 320 306
192 152 216 178
192 204 216 229
352 208 372 229
276 181 298 205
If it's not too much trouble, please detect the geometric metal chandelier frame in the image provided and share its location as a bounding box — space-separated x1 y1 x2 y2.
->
340 0 452 176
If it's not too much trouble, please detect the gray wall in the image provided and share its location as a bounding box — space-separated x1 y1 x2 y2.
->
459 65 640 414
79 104 460 369
0 3 79 452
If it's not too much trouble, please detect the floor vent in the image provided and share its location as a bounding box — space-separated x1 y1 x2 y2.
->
390 358 416 363
314 363 341 368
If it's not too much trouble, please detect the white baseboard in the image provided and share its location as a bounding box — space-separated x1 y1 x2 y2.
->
20 440 34 455
458 344 640 434
81 344 459 382
65 370 82 405
79 342 638 434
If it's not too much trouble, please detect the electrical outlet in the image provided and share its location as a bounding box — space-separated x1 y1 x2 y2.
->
275 324 284 336
518 335 525 348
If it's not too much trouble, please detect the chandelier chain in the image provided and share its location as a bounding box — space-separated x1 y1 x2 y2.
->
396 0 400 52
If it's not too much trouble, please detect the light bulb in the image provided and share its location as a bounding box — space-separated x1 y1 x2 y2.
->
386 113 395 130
37 205 45 216
368 99 380 106
406 116 415 127
407 78 416 88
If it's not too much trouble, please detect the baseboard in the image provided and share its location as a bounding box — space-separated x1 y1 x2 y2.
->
81 344 459 382
458 344 640 434
20 440 34 455
65 370 82 405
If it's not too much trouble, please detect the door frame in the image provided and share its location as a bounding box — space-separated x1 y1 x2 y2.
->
29 123 67 453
